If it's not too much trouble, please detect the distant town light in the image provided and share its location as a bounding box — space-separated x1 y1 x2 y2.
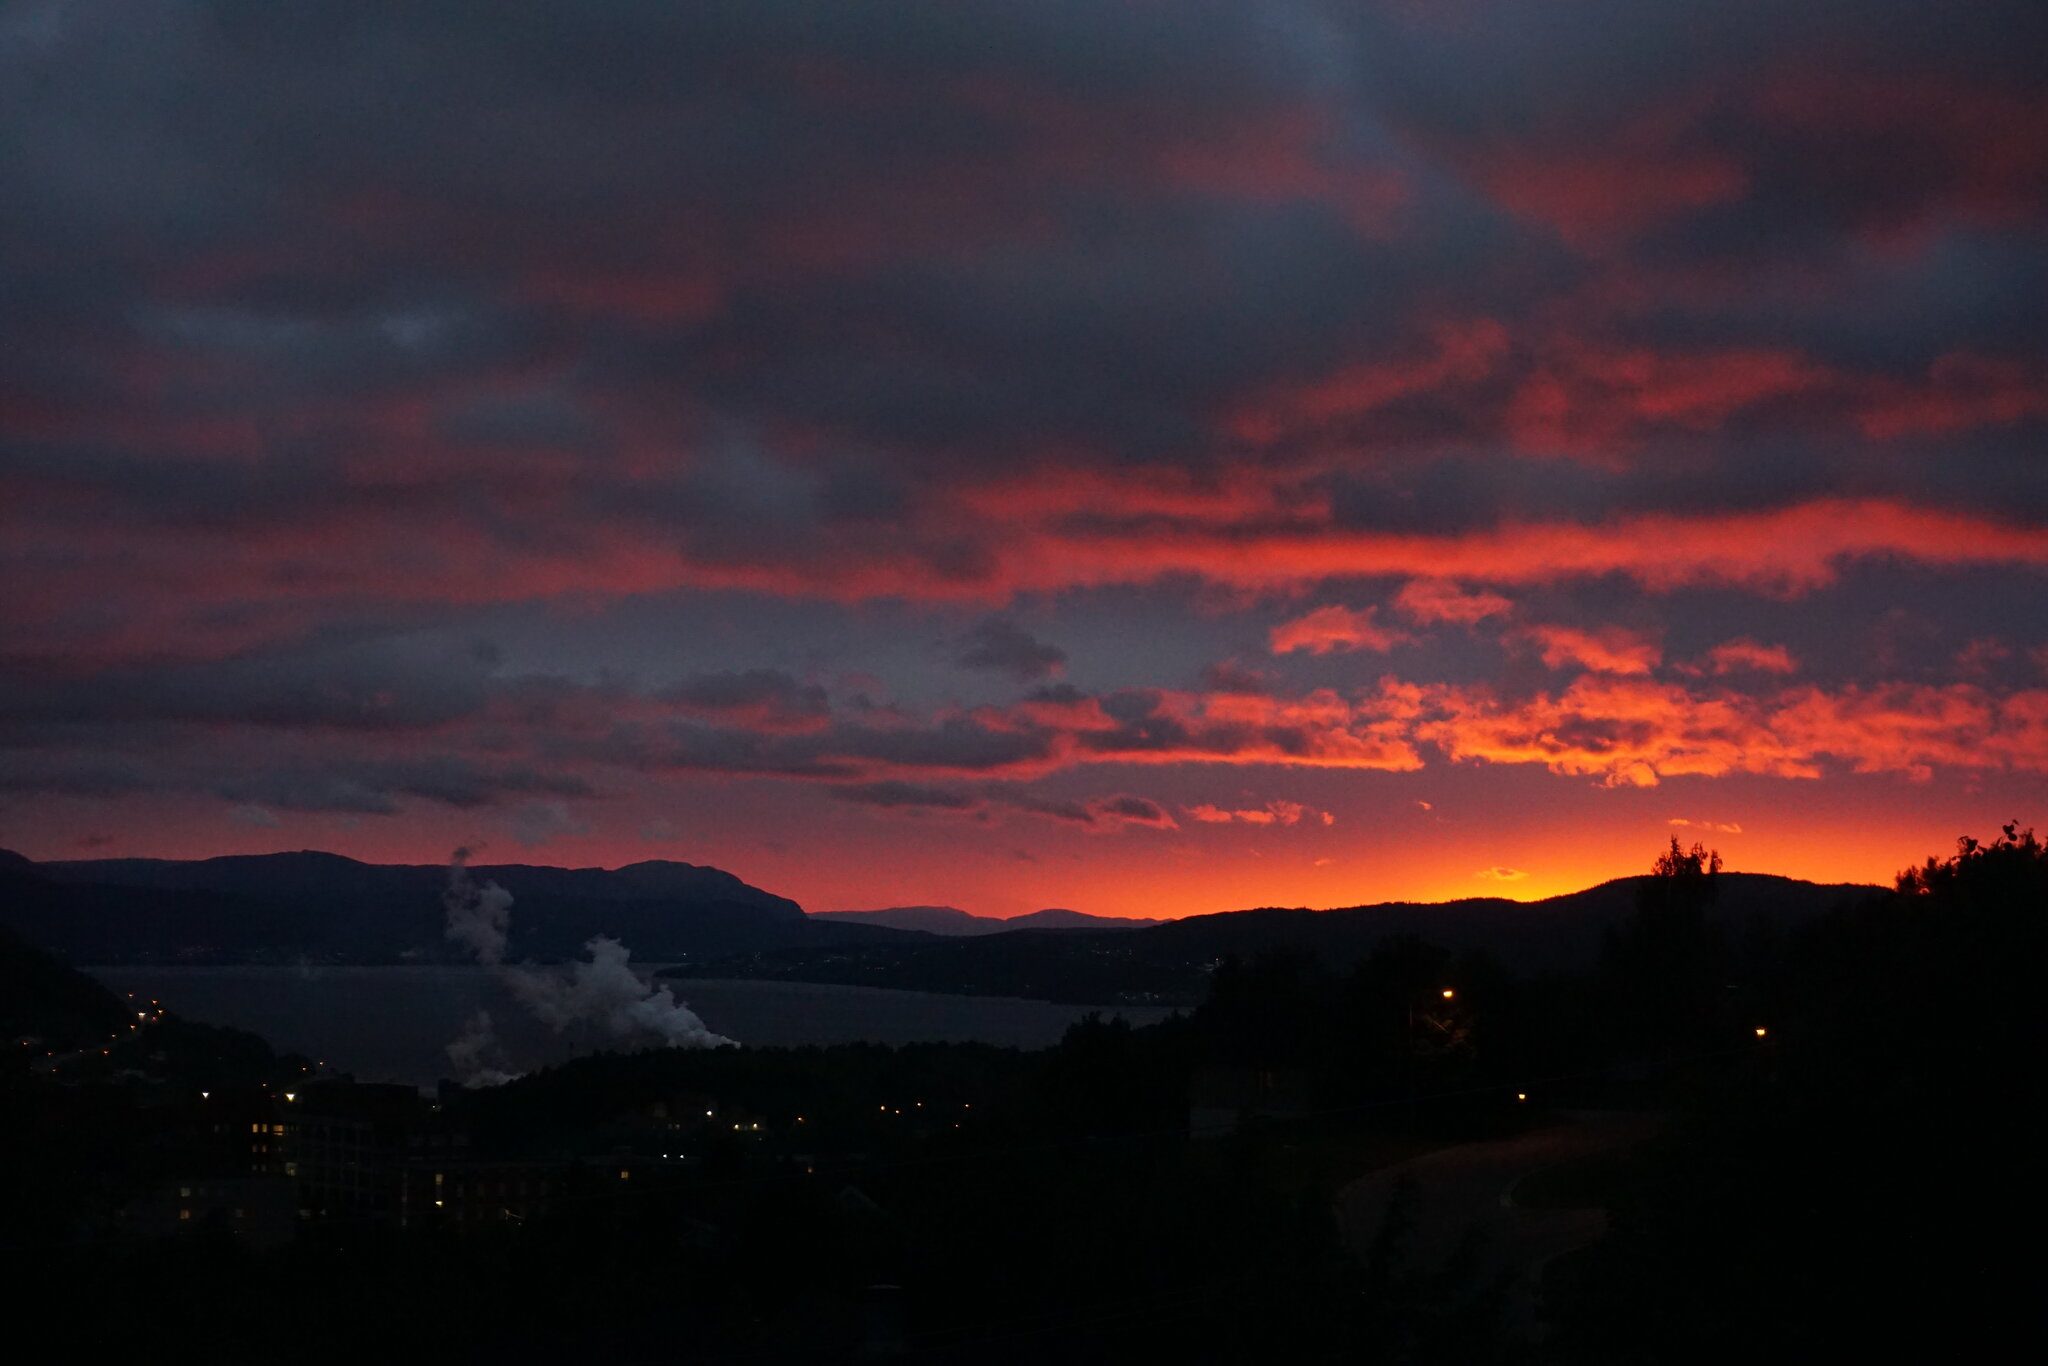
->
1754 1026 1769 1038
1515 1092 1528 1103
1441 988 1455 1000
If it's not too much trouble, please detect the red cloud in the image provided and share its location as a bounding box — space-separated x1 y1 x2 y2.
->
1415 677 2048 788
1768 684 2008 783
1228 319 1508 443
1473 146 1749 245
1033 498 2048 598
1705 639 1799 675
1184 799 1329 827
1506 341 1829 460
1753 72 2048 240
1270 605 1407 656
1857 353 2048 440
632 674 2048 794
11 489 2048 673
1394 579 1513 626
1515 624 1662 675
1415 676 1817 787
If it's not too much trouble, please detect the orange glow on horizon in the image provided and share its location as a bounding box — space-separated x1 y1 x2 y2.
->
9 769 2030 926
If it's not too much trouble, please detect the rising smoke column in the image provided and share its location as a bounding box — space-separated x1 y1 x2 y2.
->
504 936 732 1047
441 849 732 1083
445 1009 519 1088
443 848 512 964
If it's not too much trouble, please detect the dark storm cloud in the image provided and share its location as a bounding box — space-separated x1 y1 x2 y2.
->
997 792 1182 831
824 780 1187 834
610 709 1060 782
0 734 590 814
0 0 1506 492
955 617 1068 681
0 632 496 730
7 1 2040 603
656 668 831 727
829 781 979 812
436 390 601 452
1091 794 1178 828
1200 660 1278 696
213 757 592 815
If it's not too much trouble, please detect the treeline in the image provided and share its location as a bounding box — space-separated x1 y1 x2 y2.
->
1544 824 2047 1363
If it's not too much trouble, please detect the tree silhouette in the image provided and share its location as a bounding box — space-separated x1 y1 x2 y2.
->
1600 838 1728 1057
1897 820 2047 913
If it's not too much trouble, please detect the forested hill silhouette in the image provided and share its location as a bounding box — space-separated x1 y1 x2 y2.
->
0 847 1875 996
671 871 1880 1004
0 849 903 965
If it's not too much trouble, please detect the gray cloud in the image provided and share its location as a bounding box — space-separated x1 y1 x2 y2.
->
956 617 1068 680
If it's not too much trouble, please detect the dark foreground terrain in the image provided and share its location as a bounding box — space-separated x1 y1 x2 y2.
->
3 830 2041 1363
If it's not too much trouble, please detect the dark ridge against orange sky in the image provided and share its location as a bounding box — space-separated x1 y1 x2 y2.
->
4 3 2045 917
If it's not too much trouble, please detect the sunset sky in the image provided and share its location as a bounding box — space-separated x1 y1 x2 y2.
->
4 2 2046 917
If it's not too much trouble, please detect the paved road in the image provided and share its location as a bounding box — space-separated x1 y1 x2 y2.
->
1337 1111 1663 1338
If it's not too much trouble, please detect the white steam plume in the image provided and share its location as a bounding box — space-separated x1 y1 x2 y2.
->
440 849 733 1074
443 848 512 966
505 935 732 1048
445 1009 519 1088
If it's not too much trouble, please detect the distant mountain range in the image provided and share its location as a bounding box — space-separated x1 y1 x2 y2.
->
812 905 1163 935
672 873 1885 1005
0 849 1883 1007
0 849 873 965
